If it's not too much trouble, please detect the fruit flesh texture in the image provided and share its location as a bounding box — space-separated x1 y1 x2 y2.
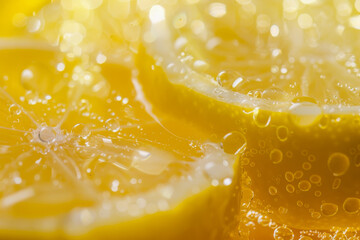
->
140 1 360 237
0 45 240 239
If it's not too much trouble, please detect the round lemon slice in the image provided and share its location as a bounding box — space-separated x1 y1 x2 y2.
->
138 0 360 237
0 39 240 240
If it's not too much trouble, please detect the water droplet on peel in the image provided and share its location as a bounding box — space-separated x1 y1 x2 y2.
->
320 202 338 216
276 126 289 142
327 152 350 176
311 211 321 219
270 148 283 164
273 226 294 240
289 102 322 127
72 123 91 139
39 126 56 143
298 180 311 191
343 197 360 214
253 108 271 128
132 147 174 175
221 131 247 155
268 186 278 195
105 118 120 133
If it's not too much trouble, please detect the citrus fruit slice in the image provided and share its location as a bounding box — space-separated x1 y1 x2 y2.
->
138 0 360 238
0 38 240 240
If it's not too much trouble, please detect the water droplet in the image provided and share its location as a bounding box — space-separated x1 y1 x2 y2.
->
298 180 311 191
343 197 360 214
9 104 22 116
320 203 338 216
257 215 270 227
328 152 350 176
285 171 294 182
253 108 271 128
332 178 341 190
262 88 289 101
270 148 283 164
269 186 278 195
132 147 174 175
286 184 295 193
294 170 303 179
216 70 243 89
309 174 321 184
105 118 120 133
276 126 289 142
289 102 322 127
221 131 247 155
39 126 56 143
72 123 91 139
302 162 312 170
273 226 294 240
311 211 321 219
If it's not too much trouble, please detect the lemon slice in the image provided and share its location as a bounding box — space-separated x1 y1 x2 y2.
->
0 39 240 240
138 0 360 236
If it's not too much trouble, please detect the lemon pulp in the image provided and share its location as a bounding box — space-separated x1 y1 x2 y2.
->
138 0 360 239
0 0 242 238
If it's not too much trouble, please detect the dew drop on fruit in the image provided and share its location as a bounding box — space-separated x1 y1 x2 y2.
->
327 152 350 176
320 202 338 216
270 148 283 164
289 102 322 127
257 215 270 227
221 131 247 155
105 118 120 133
309 174 321 184
298 180 311 191
276 126 289 141
273 226 294 240
262 87 289 101
253 108 271 128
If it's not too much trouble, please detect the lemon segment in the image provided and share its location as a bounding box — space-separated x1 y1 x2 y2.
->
138 0 360 236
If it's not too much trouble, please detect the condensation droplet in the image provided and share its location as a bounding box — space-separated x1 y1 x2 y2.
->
320 202 338 217
105 118 120 133
72 123 91 139
332 178 341 190
309 174 321 184
298 180 311 191
269 186 278 195
253 108 271 128
289 102 322 127
273 226 294 240
285 171 294 182
343 197 360 214
276 126 289 142
221 131 247 155
9 104 22 116
39 126 56 143
328 152 350 176
286 184 295 193
270 148 283 164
